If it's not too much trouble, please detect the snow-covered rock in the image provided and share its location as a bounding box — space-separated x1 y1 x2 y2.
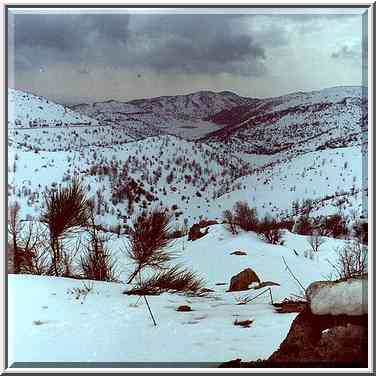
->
306 277 368 316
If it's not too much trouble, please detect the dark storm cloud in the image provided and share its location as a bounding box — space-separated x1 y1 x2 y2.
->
11 14 130 70
10 13 272 77
125 14 268 75
12 12 356 77
14 13 130 50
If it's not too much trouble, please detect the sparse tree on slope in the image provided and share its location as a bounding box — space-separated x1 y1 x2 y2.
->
126 209 175 284
41 178 90 276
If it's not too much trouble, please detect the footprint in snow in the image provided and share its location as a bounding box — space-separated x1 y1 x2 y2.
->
193 314 208 321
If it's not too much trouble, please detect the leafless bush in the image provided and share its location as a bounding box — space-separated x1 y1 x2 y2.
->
258 216 283 245
125 265 205 295
234 201 258 232
67 280 94 302
303 248 315 261
308 230 326 253
79 209 119 282
223 209 238 235
8 201 23 273
329 241 367 279
8 218 51 275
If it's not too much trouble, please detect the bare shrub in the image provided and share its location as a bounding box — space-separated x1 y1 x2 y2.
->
80 209 118 282
329 241 367 279
293 215 313 235
8 218 51 275
223 209 238 235
352 220 368 244
323 213 348 238
308 230 326 253
258 215 283 245
8 201 23 273
303 249 315 261
234 201 258 232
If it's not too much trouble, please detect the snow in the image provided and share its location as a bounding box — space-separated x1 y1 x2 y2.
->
214 146 367 221
7 84 368 365
307 278 368 316
8 89 99 128
8 227 348 364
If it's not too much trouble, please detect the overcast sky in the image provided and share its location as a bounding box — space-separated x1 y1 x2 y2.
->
8 8 367 104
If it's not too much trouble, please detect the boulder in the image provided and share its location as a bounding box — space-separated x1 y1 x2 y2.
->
228 268 260 292
306 276 368 316
198 219 218 228
177 305 192 312
188 224 208 241
234 319 254 328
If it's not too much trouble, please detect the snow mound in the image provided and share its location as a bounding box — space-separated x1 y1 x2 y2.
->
306 278 367 316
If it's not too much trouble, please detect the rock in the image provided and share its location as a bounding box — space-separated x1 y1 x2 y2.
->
254 281 280 289
306 276 368 316
234 319 254 328
177 305 192 312
198 219 218 228
267 306 368 366
230 250 247 256
273 300 307 313
228 268 260 292
188 224 209 241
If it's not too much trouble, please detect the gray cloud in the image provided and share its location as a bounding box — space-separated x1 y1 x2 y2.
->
331 45 360 60
14 14 130 50
12 13 358 78
124 14 268 75
10 13 273 77
11 14 130 71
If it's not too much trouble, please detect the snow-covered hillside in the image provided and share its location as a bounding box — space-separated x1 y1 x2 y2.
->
8 135 252 227
8 225 346 364
7 84 368 233
214 146 367 220
205 86 367 157
71 90 256 140
8 89 99 128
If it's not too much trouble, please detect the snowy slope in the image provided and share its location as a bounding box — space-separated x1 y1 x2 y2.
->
7 86 367 234
7 135 252 227
8 226 347 364
8 89 99 128
213 146 367 220
7 136 367 230
205 86 367 157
